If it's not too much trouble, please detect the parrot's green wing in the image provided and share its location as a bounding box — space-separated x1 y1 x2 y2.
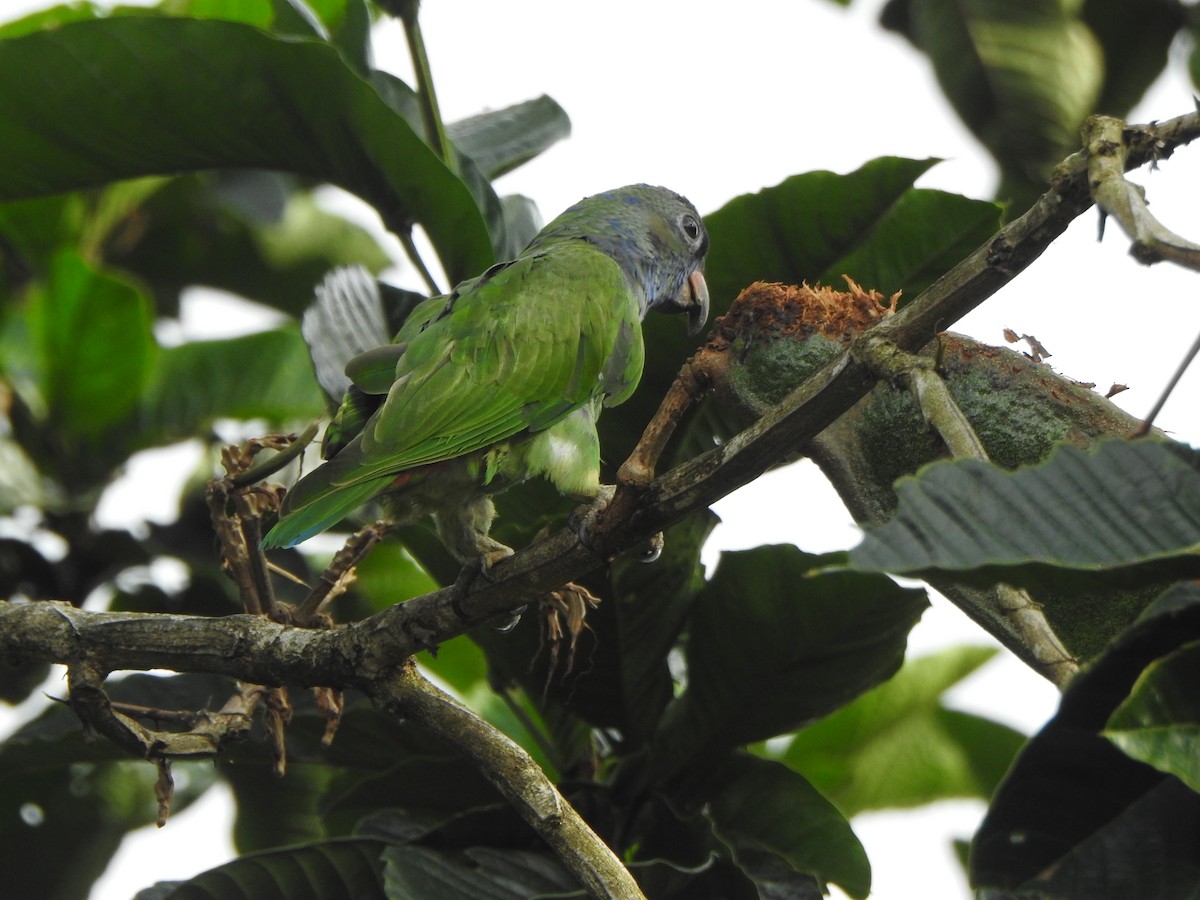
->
263 242 642 547
366 242 639 468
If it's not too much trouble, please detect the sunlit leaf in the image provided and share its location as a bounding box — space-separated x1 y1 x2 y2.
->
780 646 1024 814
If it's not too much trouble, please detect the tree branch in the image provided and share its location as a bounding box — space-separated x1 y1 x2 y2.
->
372 662 646 899
4 110 1199 680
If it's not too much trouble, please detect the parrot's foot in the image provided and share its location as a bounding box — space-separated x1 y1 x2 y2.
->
447 543 515 624
570 485 664 563
536 582 602 692
570 484 615 555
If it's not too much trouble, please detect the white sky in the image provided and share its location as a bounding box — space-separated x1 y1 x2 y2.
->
5 1 1200 899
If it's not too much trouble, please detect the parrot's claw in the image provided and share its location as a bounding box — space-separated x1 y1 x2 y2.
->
448 543 516 623
571 486 664 563
570 484 616 555
494 604 527 633
637 532 664 563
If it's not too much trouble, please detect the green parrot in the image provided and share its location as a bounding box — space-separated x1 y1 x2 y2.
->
261 184 710 569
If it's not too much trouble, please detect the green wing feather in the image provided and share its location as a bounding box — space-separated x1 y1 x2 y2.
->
262 242 642 548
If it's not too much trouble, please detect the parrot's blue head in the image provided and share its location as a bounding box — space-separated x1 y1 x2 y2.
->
534 184 711 335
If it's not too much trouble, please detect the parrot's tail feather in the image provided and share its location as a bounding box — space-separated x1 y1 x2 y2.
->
261 475 392 549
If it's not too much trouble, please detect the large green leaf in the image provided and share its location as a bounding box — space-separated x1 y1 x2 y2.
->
24 249 156 440
1106 640 1200 793
223 761 333 854
96 176 391 316
704 754 870 899
136 326 325 445
652 546 928 773
141 839 389 900
1082 0 1184 116
780 645 1025 815
849 439 1200 587
382 846 579 898
972 581 1200 897
701 157 1001 305
881 0 1103 209
0 16 493 283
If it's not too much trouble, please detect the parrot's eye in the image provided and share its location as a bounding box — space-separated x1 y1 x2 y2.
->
679 214 701 243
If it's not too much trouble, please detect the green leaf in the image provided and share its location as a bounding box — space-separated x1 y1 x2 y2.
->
817 186 1002 299
158 0 275 29
383 846 579 898
0 1 105 38
653 546 928 773
882 0 1103 209
1082 0 1184 116
849 438 1200 586
780 646 1025 815
704 754 870 899
28 249 156 439
971 580 1200 897
144 839 388 899
604 511 718 747
345 540 439 615
323 756 505 839
1106 641 1200 792
104 178 391 316
223 761 333 853
0 17 493 283
703 157 1001 305
446 95 572 181
136 326 325 445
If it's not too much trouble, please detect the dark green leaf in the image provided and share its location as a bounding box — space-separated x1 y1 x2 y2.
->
146 839 388 899
704 157 969 305
106 178 391 317
781 645 1024 815
605 511 718 747
882 0 1103 210
0 17 492 283
136 326 325 445
849 439 1200 588
704 754 870 899
223 761 333 853
322 756 504 838
817 186 1001 298
1082 0 1185 116
1106 640 1200 792
382 845 580 899
653 546 928 773
972 580 1200 896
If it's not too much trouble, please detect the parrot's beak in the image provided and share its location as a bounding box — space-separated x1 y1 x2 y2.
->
683 270 710 336
658 269 710 336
